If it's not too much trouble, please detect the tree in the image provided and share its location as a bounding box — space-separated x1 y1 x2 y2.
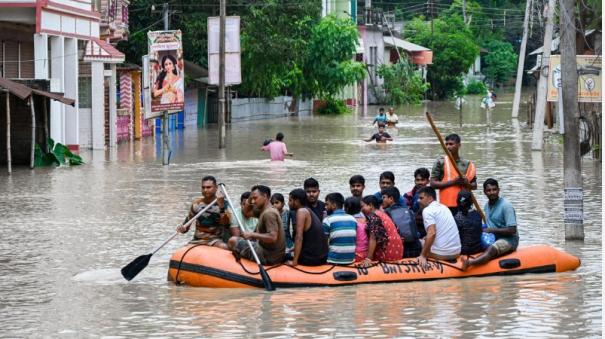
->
482 39 518 85
302 15 366 100
376 58 429 105
405 15 479 98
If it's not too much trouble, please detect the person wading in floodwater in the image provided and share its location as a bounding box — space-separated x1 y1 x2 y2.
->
261 132 294 161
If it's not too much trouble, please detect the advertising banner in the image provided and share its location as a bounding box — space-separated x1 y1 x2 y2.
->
148 30 184 116
208 16 241 85
548 55 602 102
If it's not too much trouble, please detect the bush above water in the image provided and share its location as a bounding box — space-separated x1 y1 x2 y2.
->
465 80 487 95
316 98 351 115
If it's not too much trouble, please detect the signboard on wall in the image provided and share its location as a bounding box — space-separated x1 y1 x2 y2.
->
547 55 602 102
207 16 241 85
147 30 185 117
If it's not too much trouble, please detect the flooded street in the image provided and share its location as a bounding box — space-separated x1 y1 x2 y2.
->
0 93 601 337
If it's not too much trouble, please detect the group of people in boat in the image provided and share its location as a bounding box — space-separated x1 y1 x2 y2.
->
177 133 519 270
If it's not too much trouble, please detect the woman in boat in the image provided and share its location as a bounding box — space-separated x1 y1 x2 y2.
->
358 195 404 267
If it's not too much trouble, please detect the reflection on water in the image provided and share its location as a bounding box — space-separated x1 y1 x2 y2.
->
0 93 601 337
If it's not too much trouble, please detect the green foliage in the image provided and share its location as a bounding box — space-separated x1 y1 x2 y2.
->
482 39 517 85
240 1 321 98
303 15 366 100
465 80 487 94
376 58 429 105
34 138 84 167
405 15 479 98
316 97 350 115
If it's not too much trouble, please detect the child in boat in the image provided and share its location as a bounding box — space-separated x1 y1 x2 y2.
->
358 195 404 267
270 193 294 255
364 123 393 143
344 197 368 262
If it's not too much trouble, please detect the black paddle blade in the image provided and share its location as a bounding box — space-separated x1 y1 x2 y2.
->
121 254 152 281
258 265 275 291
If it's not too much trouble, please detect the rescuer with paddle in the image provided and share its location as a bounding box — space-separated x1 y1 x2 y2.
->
429 133 477 216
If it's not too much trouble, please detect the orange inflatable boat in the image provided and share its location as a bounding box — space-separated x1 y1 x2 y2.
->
167 245 580 288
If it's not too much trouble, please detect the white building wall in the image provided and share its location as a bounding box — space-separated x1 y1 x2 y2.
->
50 36 65 144
91 62 105 149
64 37 79 146
34 34 49 79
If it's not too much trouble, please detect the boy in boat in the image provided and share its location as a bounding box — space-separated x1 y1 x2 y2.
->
462 178 518 270
304 177 326 220
287 189 328 266
177 176 235 249
386 107 399 127
260 132 294 161
417 186 461 268
372 107 387 126
372 171 405 206
323 193 358 265
270 193 294 255
228 191 258 234
228 185 286 265
349 175 366 198
430 133 477 215
364 123 393 143
403 168 430 214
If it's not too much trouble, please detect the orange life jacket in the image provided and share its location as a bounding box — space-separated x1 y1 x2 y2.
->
439 157 476 207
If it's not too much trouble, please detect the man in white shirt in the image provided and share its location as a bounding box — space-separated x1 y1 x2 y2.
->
417 186 461 268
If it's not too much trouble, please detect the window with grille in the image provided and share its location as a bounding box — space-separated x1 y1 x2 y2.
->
1 41 35 78
79 76 92 108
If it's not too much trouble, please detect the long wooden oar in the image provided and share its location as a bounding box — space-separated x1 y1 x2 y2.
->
121 198 218 281
219 183 275 291
425 112 486 222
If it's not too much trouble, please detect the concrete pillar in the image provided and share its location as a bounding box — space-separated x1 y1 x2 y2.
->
64 37 79 149
108 64 117 147
91 61 105 149
50 36 65 144
34 34 49 79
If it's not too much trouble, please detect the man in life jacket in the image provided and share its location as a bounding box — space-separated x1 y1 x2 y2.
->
430 133 477 215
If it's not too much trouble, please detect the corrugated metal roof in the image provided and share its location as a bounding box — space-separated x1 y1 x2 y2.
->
383 36 430 52
0 77 75 106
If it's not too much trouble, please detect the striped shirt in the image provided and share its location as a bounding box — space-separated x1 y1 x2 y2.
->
322 209 358 264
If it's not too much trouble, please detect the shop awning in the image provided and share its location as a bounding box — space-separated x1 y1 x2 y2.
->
383 36 430 52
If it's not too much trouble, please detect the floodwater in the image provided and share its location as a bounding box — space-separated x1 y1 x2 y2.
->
0 93 601 337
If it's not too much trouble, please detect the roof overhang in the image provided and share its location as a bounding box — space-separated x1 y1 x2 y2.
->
383 36 430 52
83 38 125 63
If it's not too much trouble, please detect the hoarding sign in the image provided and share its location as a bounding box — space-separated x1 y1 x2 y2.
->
548 55 602 102
208 16 241 85
148 30 184 115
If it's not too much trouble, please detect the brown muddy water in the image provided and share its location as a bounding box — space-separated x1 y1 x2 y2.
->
0 93 601 337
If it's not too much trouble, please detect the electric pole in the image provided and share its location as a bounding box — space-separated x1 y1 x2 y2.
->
161 3 171 165
560 0 583 239
218 0 226 149
531 0 555 151
511 0 532 119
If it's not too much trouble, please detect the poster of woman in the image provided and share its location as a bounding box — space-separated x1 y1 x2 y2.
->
148 30 184 114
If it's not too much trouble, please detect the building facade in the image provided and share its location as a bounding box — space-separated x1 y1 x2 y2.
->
0 0 127 152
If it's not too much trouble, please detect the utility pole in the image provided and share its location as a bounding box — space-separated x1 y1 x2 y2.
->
560 0 583 239
161 3 171 164
531 0 555 151
511 0 532 118
218 0 226 149
462 0 467 25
